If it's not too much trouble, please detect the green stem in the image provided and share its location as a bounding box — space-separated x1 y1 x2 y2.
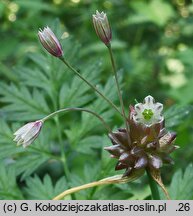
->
107 44 130 138
42 108 112 133
55 117 76 200
146 169 160 200
59 57 122 117
55 117 70 176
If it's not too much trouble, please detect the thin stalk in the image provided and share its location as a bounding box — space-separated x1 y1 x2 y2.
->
53 174 131 200
59 57 122 117
55 117 76 200
107 44 130 136
41 107 111 133
55 117 71 178
146 169 160 200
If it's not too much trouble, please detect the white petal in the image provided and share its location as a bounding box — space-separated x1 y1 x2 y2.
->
22 121 42 143
134 103 144 112
144 95 155 107
154 102 163 113
14 122 34 136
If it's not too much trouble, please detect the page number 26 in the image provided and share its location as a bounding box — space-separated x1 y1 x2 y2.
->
177 203 190 211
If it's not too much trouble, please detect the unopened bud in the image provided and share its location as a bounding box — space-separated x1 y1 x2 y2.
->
92 10 112 45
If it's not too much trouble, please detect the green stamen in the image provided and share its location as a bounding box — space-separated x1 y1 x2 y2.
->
142 109 154 120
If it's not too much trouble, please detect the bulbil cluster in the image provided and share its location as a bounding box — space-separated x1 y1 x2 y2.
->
105 96 178 177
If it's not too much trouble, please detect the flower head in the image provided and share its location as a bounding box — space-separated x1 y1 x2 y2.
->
133 95 163 126
38 26 63 57
13 120 43 148
92 10 112 45
104 95 178 178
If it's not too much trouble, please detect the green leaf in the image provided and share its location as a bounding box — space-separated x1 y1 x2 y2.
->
164 105 193 128
169 164 193 199
0 83 50 121
65 75 120 148
76 135 105 154
15 0 55 12
0 120 26 160
59 60 101 108
13 154 49 180
11 127 56 180
0 163 24 200
129 0 174 26
24 175 67 199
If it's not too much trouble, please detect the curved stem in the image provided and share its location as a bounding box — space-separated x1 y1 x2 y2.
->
146 169 160 200
59 57 122 117
107 44 130 138
41 107 112 133
53 174 132 200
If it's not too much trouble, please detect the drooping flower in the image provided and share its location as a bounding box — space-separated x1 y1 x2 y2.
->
105 95 178 177
92 10 112 45
38 26 63 57
13 120 43 148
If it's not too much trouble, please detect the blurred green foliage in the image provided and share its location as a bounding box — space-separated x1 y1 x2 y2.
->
0 0 193 199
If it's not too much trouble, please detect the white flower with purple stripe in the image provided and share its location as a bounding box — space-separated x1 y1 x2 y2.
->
13 120 43 148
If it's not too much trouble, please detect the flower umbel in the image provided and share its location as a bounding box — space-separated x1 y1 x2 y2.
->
92 10 112 45
13 120 43 148
105 95 178 177
38 26 63 57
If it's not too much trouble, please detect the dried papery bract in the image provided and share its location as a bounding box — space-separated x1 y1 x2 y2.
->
13 120 43 148
105 95 178 178
92 10 112 46
38 26 63 57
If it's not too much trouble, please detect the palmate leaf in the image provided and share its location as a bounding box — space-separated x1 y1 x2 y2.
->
69 163 102 199
11 126 57 180
0 83 50 121
13 154 49 180
15 54 54 96
76 135 106 154
164 105 193 128
168 164 193 199
24 174 67 200
65 75 121 148
0 163 24 199
59 60 102 108
0 120 24 160
0 119 56 180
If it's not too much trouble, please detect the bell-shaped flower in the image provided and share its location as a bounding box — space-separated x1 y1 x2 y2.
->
38 26 63 57
13 120 43 148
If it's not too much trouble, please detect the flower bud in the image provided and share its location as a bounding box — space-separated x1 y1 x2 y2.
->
38 26 63 57
92 10 112 45
13 120 43 148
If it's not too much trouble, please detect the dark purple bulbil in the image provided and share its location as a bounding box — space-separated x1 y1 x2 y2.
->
104 106 178 177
